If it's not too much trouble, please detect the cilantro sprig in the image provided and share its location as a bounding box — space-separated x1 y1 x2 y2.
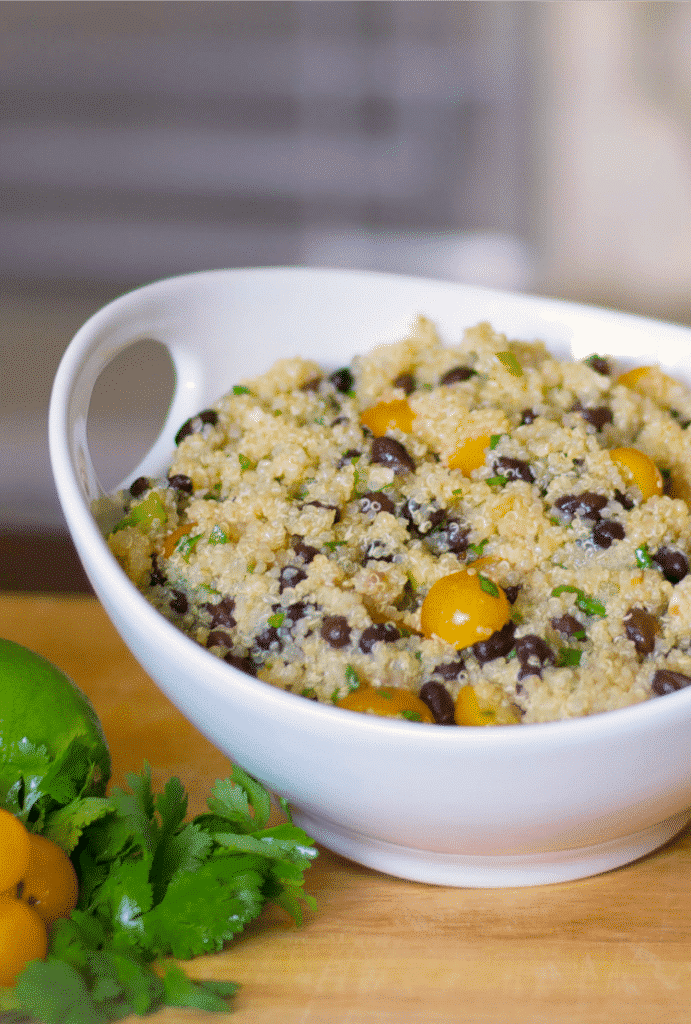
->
2 764 317 1021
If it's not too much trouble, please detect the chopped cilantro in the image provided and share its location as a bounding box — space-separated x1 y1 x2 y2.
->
267 612 285 628
551 585 606 617
468 538 489 558
344 665 360 692
4 765 316 1022
557 648 583 667
176 533 203 562
489 433 504 450
323 540 347 552
485 474 508 487
400 709 422 722
204 482 223 501
301 687 317 699
635 543 654 569
238 453 254 473
232 385 251 395
477 574 499 598
496 351 523 377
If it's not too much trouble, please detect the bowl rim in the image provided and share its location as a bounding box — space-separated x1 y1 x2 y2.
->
48 265 691 746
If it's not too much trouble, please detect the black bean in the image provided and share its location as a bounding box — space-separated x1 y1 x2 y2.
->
359 623 401 653
329 367 354 393
441 365 474 385
623 607 658 656
284 602 310 627
359 491 395 516
304 500 341 524
401 499 446 536
614 489 634 510
520 408 537 425
293 540 319 564
169 590 188 614
419 681 456 725
585 355 611 375
554 492 608 520
572 403 613 430
433 658 466 681
321 615 352 648
337 448 361 468
129 476 149 497
168 474 194 494
150 555 166 587
363 540 395 563
652 669 691 696
207 630 233 649
175 409 218 445
515 634 555 680
493 457 534 484
550 614 584 638
593 519 625 548
279 566 307 593
394 372 415 394
423 518 470 557
370 436 416 475
255 626 281 651
224 652 257 677
504 585 521 605
472 620 516 665
203 596 236 628
653 547 689 584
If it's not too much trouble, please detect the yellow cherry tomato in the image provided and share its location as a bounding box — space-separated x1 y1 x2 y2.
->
0 809 30 894
0 896 48 985
447 434 492 475
609 447 663 501
617 365 679 394
420 569 511 650
360 399 414 436
21 833 79 928
454 684 519 727
337 684 435 723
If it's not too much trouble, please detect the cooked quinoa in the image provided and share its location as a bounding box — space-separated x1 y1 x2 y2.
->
107 317 691 725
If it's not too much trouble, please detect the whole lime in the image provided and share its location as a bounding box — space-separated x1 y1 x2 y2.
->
0 639 111 807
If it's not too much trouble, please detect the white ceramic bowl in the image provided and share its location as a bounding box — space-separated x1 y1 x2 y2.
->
49 267 691 887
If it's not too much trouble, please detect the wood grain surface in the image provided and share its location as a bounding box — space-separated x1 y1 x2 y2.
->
2 592 691 1024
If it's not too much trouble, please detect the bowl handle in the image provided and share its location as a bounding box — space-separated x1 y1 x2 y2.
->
50 309 208 516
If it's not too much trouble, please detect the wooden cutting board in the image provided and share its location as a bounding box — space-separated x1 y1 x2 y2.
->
2 592 691 1024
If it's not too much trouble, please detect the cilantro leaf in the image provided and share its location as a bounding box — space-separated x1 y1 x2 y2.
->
162 962 237 1011
42 796 115 853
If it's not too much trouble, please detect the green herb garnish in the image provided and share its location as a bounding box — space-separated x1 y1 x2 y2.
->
400 709 422 722
232 385 251 396
468 539 489 558
267 612 285 629
344 665 360 692
477 574 499 598
4 764 316 1022
485 475 508 487
635 544 654 569
496 351 523 377
551 585 606 617
489 433 504 450
238 454 254 473
112 493 167 534
557 648 583 667
176 533 203 562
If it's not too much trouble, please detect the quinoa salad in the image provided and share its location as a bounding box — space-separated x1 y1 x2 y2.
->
107 317 691 726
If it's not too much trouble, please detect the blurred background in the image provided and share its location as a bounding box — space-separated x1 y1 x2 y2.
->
2 0 691 590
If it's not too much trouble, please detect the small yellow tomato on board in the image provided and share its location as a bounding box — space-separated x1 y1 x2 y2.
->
22 833 79 928
360 399 414 436
609 447 663 501
0 808 30 894
447 434 492 476
0 896 48 986
420 569 511 650
337 684 435 723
